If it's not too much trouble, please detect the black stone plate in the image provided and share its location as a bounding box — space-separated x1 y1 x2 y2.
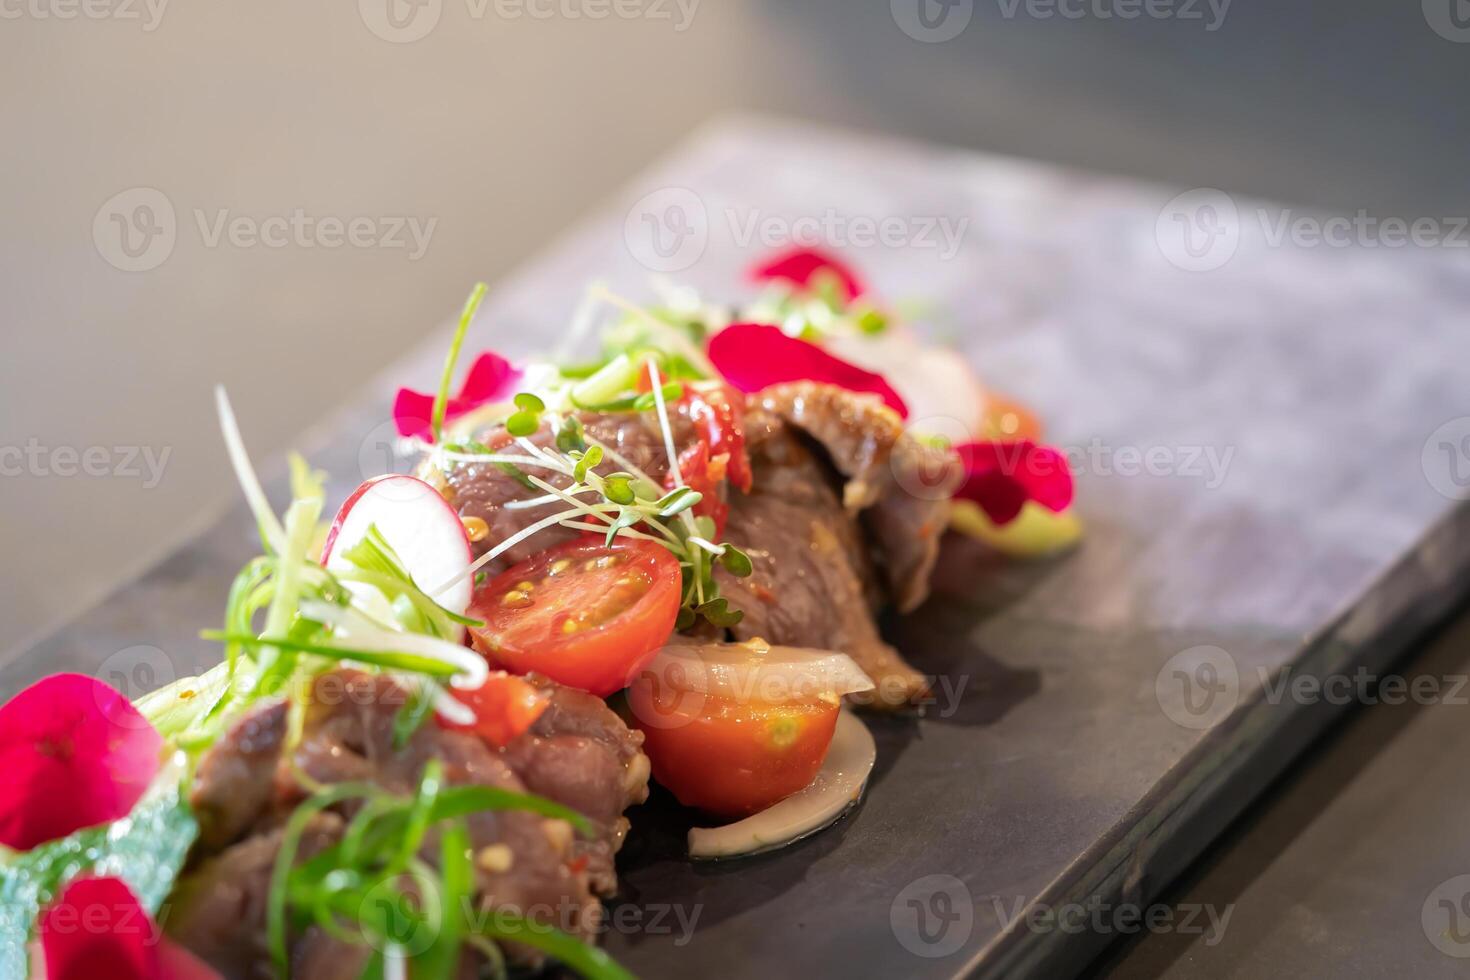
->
6 118 1470 979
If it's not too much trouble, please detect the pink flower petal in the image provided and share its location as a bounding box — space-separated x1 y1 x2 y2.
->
0 674 162 852
749 247 865 301
954 440 1075 526
40 876 222 980
708 323 909 418
394 351 523 442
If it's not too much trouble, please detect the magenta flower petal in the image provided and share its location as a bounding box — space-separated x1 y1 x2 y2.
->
40 876 222 980
954 440 1075 526
708 323 908 418
749 247 865 301
0 673 162 852
393 351 523 442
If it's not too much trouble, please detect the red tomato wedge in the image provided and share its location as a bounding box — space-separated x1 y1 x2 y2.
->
437 672 549 747
468 538 682 696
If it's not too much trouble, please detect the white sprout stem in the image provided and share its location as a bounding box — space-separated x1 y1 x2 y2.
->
502 487 602 511
523 473 685 550
558 520 668 545
434 450 553 468
647 360 683 488
687 536 726 556
215 386 286 552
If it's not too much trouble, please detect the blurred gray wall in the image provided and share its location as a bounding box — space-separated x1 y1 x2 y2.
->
2 0 1467 653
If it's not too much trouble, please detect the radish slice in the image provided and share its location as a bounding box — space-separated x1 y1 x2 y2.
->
689 710 876 859
321 474 474 619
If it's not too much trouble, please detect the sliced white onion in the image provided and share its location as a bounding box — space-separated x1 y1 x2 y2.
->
640 640 875 705
689 710 876 859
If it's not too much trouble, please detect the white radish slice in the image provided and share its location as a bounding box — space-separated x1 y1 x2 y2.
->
689 710 877 860
321 474 474 619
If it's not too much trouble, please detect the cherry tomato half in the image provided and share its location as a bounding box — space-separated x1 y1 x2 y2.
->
468 538 682 697
626 675 839 818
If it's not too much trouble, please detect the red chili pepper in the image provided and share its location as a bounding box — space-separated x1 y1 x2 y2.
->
669 440 730 540
683 383 752 494
437 672 550 747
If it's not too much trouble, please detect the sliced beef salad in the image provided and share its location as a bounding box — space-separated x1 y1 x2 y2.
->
0 248 1077 980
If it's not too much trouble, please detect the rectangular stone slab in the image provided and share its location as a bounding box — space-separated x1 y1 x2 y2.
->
5 118 1469 979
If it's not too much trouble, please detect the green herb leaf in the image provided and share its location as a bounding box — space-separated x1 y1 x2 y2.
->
718 544 753 578
603 473 636 505
573 445 604 483
675 606 697 631
604 508 641 547
856 307 888 335
556 416 587 454
697 597 744 628
513 392 545 413
505 411 539 438
658 488 703 517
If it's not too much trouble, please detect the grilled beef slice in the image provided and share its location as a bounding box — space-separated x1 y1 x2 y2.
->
172 669 649 978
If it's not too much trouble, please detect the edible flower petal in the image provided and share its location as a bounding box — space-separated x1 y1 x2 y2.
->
953 440 1075 526
394 352 523 442
749 247 865 301
0 673 163 852
39 875 222 980
708 323 909 418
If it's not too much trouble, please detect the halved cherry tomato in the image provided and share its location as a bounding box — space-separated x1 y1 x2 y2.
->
626 674 839 817
438 672 549 747
468 538 681 696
